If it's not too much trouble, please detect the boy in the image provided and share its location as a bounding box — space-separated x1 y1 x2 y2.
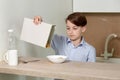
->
34 12 96 62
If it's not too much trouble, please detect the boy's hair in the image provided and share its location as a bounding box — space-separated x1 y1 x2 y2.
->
66 12 87 27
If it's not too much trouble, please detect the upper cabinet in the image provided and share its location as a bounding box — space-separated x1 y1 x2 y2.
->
73 0 120 13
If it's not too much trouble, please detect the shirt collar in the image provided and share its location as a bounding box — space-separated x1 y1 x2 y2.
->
67 36 85 47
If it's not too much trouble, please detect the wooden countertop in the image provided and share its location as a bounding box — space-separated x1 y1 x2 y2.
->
0 57 120 80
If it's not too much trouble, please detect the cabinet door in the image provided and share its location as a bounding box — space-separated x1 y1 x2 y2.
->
73 0 120 13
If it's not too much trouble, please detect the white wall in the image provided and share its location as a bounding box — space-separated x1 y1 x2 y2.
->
0 0 72 80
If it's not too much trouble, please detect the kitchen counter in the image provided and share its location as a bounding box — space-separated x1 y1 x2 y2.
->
0 57 120 80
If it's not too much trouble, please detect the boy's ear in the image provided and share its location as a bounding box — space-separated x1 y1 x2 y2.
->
81 26 87 32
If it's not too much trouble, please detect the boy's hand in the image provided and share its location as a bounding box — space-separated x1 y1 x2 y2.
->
33 16 42 25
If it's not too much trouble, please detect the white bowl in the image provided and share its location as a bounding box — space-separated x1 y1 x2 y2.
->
47 55 67 63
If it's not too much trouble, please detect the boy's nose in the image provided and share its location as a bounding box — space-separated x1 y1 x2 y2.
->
69 29 73 34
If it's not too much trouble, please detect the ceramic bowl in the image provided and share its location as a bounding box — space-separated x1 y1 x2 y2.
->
47 55 67 63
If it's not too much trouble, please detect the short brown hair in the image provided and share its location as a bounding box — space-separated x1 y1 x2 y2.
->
66 12 87 27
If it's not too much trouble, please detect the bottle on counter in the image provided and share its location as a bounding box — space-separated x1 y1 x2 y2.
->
8 29 16 50
5 29 18 66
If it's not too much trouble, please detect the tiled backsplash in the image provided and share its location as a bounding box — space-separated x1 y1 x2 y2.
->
84 13 120 58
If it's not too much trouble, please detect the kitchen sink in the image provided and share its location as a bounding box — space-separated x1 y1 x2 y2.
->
96 57 120 63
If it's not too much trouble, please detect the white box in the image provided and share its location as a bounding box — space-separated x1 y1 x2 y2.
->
20 18 55 48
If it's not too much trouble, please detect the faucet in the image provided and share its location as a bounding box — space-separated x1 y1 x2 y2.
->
101 33 117 60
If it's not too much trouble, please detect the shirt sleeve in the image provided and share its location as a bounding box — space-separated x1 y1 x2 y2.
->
51 34 63 55
87 46 96 62
51 34 57 50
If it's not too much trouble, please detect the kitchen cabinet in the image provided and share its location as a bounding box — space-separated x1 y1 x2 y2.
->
73 0 120 13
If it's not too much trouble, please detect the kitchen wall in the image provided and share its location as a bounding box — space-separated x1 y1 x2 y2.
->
0 0 72 80
84 13 120 58
0 0 72 58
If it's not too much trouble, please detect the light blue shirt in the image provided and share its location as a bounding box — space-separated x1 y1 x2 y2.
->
51 34 96 62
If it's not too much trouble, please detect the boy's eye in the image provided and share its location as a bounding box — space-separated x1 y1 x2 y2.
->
66 27 70 30
73 27 78 30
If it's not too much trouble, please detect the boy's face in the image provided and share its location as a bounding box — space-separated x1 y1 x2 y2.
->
66 20 86 41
